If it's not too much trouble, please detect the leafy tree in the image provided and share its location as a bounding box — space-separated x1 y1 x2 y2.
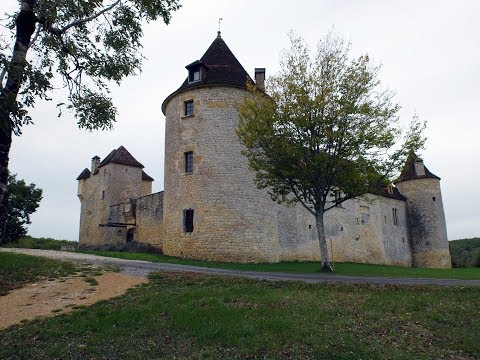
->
237 33 425 271
0 0 181 242
4 174 42 243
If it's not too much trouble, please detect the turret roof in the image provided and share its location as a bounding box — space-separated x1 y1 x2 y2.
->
76 168 91 180
395 151 440 183
162 33 254 114
98 146 144 169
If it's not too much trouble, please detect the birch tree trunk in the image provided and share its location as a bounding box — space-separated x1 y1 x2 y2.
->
0 0 37 243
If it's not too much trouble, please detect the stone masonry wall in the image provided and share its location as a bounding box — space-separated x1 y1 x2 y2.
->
135 192 164 248
162 87 280 263
78 163 149 247
277 194 412 266
395 178 450 268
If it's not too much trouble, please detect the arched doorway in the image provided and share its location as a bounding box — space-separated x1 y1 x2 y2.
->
126 228 135 243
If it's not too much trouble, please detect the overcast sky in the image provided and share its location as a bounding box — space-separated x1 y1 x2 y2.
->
4 0 480 241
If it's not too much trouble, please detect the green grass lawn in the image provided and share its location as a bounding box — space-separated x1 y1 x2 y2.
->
80 250 480 280
0 252 82 295
1 272 479 359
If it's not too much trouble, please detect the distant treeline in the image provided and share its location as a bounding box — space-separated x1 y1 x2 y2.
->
449 238 480 268
2 236 77 251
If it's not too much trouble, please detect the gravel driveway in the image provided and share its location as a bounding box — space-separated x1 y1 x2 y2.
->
2 248 480 287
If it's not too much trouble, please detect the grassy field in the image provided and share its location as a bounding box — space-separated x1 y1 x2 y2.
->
1 271 479 359
0 252 82 295
80 250 480 280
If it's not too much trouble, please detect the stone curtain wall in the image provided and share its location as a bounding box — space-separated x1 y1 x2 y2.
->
321 195 411 266
276 194 412 267
135 192 164 248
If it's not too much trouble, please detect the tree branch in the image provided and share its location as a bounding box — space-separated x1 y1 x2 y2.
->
60 0 121 34
289 183 316 216
0 67 6 91
29 23 42 48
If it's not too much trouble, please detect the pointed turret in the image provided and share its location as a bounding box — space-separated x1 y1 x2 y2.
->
394 152 451 268
396 151 440 182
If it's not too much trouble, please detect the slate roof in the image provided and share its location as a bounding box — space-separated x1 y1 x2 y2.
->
395 151 440 183
378 185 406 201
162 33 255 114
98 146 144 169
76 168 91 180
142 170 154 181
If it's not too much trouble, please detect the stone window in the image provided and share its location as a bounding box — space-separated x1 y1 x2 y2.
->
185 151 194 173
184 100 194 116
184 209 194 233
102 190 105 200
392 208 398 226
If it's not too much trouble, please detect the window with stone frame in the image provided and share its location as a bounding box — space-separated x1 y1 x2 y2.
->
184 209 194 233
184 100 194 116
185 151 194 173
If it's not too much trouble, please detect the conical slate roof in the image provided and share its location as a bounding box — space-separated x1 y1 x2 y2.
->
98 146 144 169
162 33 254 113
395 151 440 183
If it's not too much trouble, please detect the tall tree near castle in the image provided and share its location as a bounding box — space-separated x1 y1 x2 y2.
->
0 0 181 243
237 32 425 271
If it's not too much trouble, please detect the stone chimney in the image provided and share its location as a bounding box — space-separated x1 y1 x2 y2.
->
414 158 426 176
255 68 266 91
91 156 100 174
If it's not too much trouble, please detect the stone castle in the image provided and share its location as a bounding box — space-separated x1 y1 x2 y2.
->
76 33 451 268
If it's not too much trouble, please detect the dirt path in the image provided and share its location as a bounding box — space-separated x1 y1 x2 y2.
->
0 272 147 330
2 248 480 287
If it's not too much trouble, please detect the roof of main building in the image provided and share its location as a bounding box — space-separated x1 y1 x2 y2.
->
395 151 440 183
162 32 254 114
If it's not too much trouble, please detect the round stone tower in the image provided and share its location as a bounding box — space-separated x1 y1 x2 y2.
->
394 152 451 268
161 33 280 263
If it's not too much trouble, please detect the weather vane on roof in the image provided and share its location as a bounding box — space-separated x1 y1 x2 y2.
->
218 17 223 37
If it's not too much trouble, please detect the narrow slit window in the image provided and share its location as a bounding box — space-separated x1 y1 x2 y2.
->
184 100 194 116
185 151 194 173
184 209 194 233
392 208 398 226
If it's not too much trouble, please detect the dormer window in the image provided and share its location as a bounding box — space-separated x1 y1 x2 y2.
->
186 60 208 84
190 69 200 82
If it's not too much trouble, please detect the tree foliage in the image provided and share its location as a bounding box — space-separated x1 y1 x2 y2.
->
237 32 425 271
0 0 181 242
1 0 181 133
5 174 42 243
